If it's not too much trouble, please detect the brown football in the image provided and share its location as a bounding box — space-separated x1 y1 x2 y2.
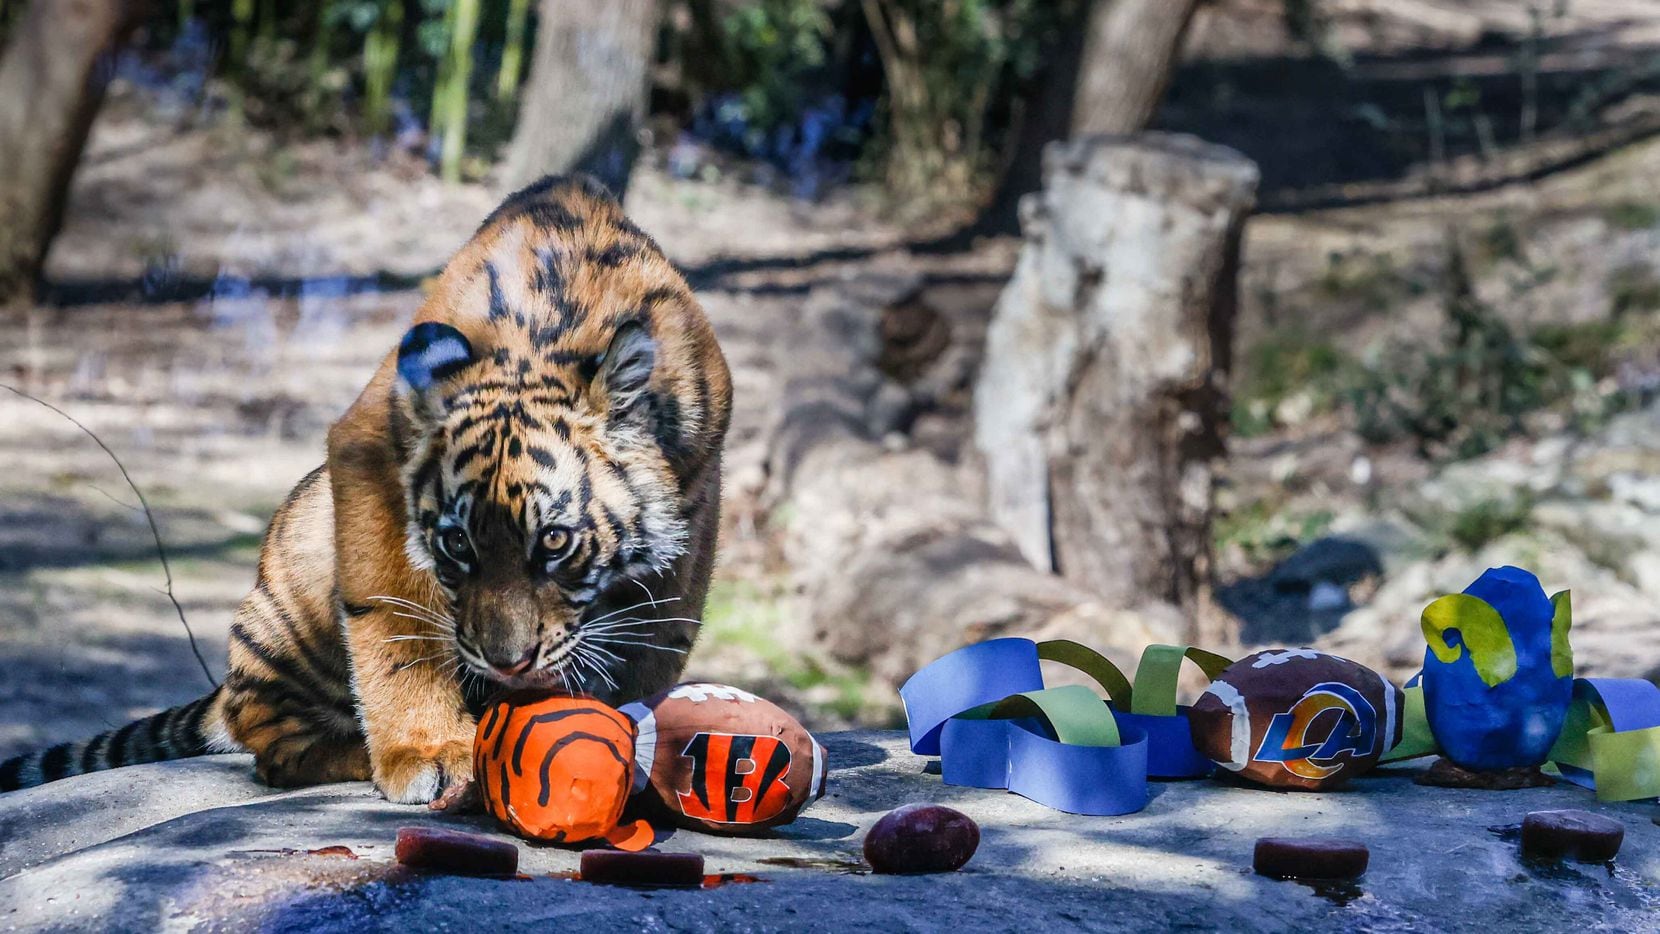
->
1188 649 1403 791
620 682 828 833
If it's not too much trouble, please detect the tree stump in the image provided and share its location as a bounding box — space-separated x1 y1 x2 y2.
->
973 133 1258 644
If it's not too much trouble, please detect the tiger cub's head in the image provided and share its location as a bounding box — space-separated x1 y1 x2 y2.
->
386 176 724 693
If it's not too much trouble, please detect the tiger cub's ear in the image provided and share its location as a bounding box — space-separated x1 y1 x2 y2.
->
592 320 656 414
395 322 474 418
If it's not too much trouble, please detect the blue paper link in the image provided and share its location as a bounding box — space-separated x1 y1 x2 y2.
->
1579 678 1660 732
1116 709 1213 779
900 638 1042 755
1006 722 1149 815
1553 762 1597 791
940 717 1025 789
937 705 1151 814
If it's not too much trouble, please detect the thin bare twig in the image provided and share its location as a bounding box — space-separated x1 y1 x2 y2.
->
2 384 219 689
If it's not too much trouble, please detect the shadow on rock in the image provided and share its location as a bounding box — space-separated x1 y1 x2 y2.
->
1218 537 1384 645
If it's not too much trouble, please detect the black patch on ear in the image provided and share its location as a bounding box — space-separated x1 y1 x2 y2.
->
649 393 688 463
397 323 474 392
597 321 656 402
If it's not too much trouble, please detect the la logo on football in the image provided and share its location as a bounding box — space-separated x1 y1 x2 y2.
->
1252 681 1380 780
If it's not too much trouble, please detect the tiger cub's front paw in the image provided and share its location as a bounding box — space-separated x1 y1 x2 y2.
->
373 740 473 805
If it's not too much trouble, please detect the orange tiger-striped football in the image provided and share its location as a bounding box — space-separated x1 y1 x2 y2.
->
473 693 653 850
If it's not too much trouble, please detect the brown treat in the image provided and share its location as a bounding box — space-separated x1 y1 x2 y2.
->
580 849 706 887
1416 759 1555 790
863 804 980 874
1253 837 1370 881
1190 649 1403 791
1521 810 1625 862
394 826 519 876
621 683 829 834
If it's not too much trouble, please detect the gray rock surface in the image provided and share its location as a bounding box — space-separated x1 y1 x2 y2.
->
2 731 1658 932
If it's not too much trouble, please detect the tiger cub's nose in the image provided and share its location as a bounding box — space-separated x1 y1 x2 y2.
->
488 645 538 677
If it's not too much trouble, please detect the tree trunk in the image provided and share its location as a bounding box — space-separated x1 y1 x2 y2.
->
0 0 140 303
983 0 1200 234
503 0 656 197
972 134 1257 646
1071 0 1199 136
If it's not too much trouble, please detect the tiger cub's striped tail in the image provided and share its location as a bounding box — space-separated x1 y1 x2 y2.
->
0 688 237 792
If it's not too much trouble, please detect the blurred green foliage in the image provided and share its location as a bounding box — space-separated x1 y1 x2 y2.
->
860 0 1075 212
1236 226 1660 456
1213 497 1335 568
701 578 879 723
1231 327 1358 437
1349 270 1562 460
1603 200 1660 232
1346 238 1649 460
719 0 832 135
1447 496 1532 552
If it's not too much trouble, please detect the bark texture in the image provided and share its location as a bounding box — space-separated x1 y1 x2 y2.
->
973 133 1258 645
503 0 656 197
0 0 141 302
1071 0 1201 137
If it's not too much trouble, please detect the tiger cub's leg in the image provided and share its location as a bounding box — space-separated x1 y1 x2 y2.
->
223 467 370 787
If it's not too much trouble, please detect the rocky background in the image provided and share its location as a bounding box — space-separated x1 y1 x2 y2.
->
5 0 1660 758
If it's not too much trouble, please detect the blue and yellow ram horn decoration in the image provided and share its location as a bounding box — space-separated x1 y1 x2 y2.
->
1419 566 1573 771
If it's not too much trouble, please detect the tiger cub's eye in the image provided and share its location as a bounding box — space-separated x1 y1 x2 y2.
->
437 526 474 565
540 527 577 562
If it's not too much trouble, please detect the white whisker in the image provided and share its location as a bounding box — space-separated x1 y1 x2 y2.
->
573 646 619 691
583 594 680 625
384 635 450 643
582 617 703 633
367 594 449 617
631 578 659 606
396 652 446 672
584 637 689 655
578 640 626 665
391 610 454 630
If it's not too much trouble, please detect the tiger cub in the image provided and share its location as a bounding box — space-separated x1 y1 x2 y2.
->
0 175 733 804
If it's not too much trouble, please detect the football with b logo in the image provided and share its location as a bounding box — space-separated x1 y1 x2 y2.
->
1188 649 1403 791
621 682 829 833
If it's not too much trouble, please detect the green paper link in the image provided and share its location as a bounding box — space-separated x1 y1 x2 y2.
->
1585 724 1660 802
987 685 1121 748
1548 692 1602 772
1549 681 1660 802
1128 645 1233 717
1549 590 1574 679
1381 684 1438 762
1036 640 1134 706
